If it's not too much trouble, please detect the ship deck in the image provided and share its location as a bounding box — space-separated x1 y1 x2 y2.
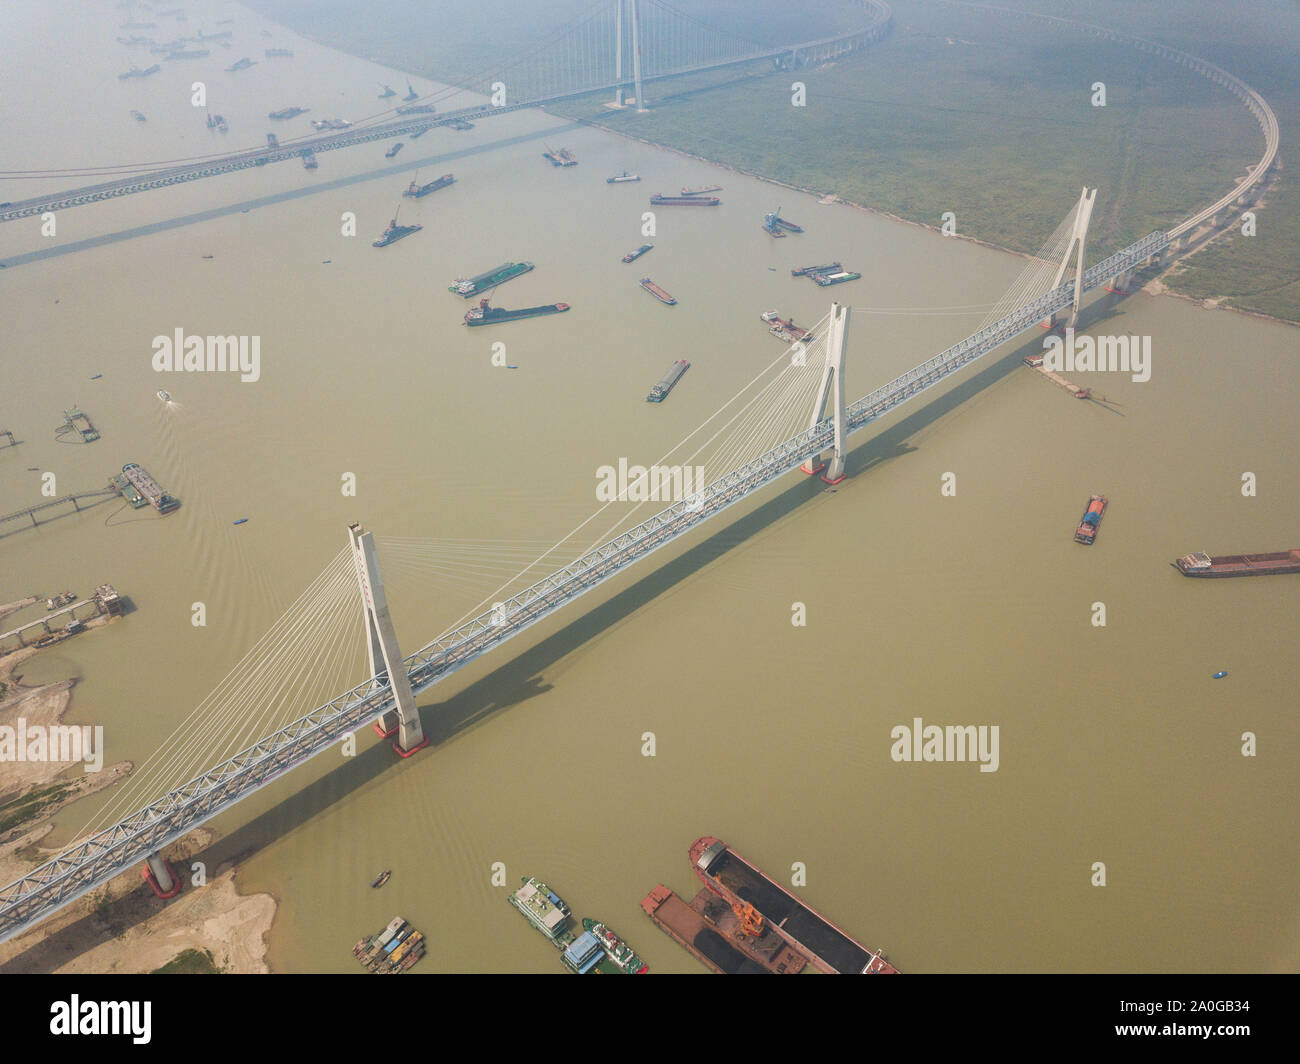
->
642 887 773 974
706 850 874 974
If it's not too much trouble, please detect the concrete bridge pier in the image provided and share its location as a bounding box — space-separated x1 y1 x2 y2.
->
1106 267 1135 295
349 524 428 757
800 302 851 484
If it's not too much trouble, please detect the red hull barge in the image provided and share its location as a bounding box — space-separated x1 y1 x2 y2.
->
640 885 808 973
1174 549 1300 577
690 836 899 974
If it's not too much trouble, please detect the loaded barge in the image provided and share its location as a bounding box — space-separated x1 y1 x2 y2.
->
1074 494 1106 544
651 194 720 206
450 261 534 298
639 278 676 305
647 359 689 402
680 185 722 196
641 884 808 974
352 915 425 973
1174 549 1300 577
543 146 578 167
464 298 569 326
812 269 861 287
622 243 653 263
403 172 454 198
691 836 899 974
792 262 841 277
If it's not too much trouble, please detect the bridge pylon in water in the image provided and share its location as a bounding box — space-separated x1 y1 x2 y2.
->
1040 186 1096 331
349 523 428 757
800 302 851 485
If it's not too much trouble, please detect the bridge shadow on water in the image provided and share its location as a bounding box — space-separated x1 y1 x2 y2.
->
0 294 1137 968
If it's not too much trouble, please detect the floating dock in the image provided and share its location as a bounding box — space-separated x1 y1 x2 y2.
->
118 463 180 514
351 915 425 973
0 584 123 654
60 408 100 443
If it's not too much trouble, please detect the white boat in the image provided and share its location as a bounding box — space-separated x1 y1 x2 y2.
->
157 389 171 402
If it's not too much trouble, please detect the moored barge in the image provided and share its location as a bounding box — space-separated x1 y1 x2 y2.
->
508 876 573 943
622 243 653 263
1174 549 1300 577
812 269 861 287
119 462 179 514
543 146 578 167
640 884 807 973
681 185 722 196
792 262 841 277
690 836 899 974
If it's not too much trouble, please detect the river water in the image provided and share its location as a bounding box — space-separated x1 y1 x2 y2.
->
1 0 1296 973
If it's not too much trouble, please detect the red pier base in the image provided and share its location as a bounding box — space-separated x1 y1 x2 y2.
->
800 461 826 476
820 472 847 486
141 859 182 899
392 737 431 758
1105 285 1130 296
373 720 398 738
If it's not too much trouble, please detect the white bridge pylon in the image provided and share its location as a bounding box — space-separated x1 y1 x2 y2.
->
1041 186 1096 331
800 302 851 484
349 523 428 757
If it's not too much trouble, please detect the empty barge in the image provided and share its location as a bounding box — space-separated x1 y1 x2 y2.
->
1174 549 1300 577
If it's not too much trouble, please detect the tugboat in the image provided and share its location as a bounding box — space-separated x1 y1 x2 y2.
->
622 243 653 263
157 389 172 402
606 170 640 184
463 298 570 326
370 869 391 889
373 215 422 248
582 918 649 974
403 172 455 198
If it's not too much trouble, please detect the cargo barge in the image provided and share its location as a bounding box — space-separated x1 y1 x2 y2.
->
464 298 569 326
268 106 308 120
622 243 653 263
639 278 676 305
352 915 426 973
265 48 294 57
651 194 720 206
449 261 534 297
118 463 179 514
403 172 454 198
607 171 640 183
690 836 899 974
792 262 841 277
225 57 256 71
372 218 422 247
1173 549 1300 577
641 885 808 973
396 103 436 115
760 311 814 344
812 269 861 287
681 185 722 196
647 359 689 402
118 64 161 79
1074 494 1106 544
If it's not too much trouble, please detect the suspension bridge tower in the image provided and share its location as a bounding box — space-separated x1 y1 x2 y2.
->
800 302 851 485
610 0 648 112
1040 186 1096 331
349 523 428 757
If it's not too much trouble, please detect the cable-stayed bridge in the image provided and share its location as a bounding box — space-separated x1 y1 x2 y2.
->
0 0 892 223
0 189 1168 944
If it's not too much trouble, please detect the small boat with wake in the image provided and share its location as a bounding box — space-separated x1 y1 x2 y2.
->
371 869 392 889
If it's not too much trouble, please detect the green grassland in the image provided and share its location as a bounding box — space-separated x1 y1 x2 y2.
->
249 0 1299 321
152 948 221 974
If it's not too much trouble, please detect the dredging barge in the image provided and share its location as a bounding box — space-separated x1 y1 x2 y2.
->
690 836 899 974
1174 549 1300 577
403 173 455 198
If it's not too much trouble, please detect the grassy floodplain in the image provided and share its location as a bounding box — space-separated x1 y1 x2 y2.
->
248 0 1298 321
